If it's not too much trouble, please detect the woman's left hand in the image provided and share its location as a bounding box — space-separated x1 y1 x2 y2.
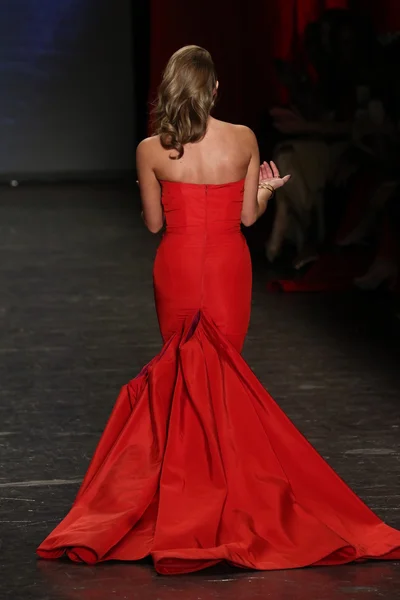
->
259 161 291 190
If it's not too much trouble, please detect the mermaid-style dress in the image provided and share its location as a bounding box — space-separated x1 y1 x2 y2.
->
37 180 400 575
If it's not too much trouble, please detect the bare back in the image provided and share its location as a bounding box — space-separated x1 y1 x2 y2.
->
136 117 260 232
152 117 254 185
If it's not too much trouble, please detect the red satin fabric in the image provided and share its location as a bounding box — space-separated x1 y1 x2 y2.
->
154 180 251 351
37 181 400 574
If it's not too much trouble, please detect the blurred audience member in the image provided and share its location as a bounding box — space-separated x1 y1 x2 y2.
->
266 8 382 270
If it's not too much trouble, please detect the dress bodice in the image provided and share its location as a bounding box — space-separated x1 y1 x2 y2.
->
160 179 245 235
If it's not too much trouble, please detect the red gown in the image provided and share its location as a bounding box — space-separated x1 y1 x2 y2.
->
37 180 400 574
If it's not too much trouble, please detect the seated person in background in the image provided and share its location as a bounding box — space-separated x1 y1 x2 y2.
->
353 188 399 291
266 9 378 270
338 88 400 290
334 93 399 247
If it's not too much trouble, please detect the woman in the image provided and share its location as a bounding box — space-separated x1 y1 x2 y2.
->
37 46 400 575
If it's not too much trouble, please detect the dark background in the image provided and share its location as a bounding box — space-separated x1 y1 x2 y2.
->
2 0 400 182
0 3 399 598
147 0 400 133
0 0 135 181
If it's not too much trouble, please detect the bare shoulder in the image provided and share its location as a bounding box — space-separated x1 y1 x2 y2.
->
213 119 256 143
136 136 163 172
136 135 160 156
233 124 257 143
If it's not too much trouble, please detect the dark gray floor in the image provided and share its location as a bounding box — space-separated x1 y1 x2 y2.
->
0 183 399 600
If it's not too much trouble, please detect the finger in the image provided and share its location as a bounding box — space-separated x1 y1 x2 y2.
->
265 162 273 179
270 161 280 177
281 174 291 184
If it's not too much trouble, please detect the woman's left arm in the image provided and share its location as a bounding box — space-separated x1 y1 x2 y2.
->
136 139 164 233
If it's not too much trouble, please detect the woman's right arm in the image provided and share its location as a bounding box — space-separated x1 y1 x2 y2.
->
241 128 273 227
241 128 283 227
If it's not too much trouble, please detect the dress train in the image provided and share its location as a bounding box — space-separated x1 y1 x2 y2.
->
37 312 400 575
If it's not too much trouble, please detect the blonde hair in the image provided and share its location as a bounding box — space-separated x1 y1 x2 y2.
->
153 45 217 159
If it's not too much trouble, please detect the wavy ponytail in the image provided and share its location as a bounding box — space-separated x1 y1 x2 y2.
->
152 46 217 160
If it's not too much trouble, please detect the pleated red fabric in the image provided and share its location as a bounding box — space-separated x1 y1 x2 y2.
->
37 181 400 574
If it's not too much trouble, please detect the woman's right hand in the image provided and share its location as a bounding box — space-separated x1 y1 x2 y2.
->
259 161 291 191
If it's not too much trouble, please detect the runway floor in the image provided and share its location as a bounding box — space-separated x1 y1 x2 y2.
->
0 183 399 599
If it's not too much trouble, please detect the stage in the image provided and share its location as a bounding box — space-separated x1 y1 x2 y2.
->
0 183 399 599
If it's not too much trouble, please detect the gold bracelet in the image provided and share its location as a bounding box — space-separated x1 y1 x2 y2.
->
258 182 275 198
